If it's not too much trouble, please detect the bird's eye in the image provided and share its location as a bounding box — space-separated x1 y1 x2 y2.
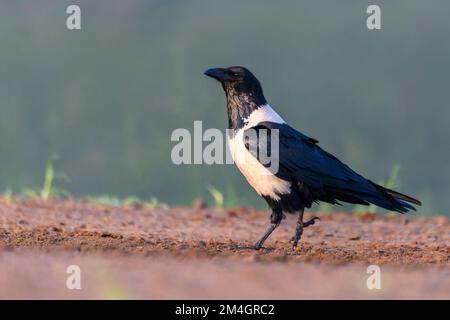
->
229 71 240 78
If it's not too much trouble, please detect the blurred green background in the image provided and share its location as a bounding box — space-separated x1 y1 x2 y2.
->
0 1 449 215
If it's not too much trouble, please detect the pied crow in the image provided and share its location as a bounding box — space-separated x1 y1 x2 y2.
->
204 66 421 250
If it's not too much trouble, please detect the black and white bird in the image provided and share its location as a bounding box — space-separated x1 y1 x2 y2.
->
204 66 421 250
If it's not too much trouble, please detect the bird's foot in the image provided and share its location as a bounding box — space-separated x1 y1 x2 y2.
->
290 231 303 250
303 216 320 228
253 221 281 251
290 217 319 250
253 240 264 250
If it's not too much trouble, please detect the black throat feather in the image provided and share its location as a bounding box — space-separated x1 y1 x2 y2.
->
223 82 267 130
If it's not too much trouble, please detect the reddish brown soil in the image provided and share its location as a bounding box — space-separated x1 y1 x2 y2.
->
0 198 448 299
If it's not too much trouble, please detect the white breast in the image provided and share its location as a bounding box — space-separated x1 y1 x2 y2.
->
228 104 291 201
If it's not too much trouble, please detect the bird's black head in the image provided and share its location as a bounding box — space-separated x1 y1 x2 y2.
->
204 66 267 129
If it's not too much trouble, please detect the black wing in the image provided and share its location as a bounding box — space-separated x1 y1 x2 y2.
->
244 121 420 212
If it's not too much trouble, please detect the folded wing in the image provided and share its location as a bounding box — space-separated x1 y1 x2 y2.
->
244 121 421 213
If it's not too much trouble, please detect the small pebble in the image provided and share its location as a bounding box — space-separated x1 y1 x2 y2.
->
197 240 207 247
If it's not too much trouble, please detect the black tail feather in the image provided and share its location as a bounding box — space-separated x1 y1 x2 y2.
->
377 185 422 206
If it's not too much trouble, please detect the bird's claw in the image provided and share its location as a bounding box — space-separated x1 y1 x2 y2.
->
290 217 320 250
290 234 301 250
253 241 263 250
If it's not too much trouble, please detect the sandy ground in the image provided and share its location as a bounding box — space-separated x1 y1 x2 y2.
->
0 198 448 299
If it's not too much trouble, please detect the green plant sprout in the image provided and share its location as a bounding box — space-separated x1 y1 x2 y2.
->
206 184 242 208
207 185 224 207
22 157 71 200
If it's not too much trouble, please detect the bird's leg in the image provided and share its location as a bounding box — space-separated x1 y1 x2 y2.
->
254 211 282 250
290 210 321 249
291 207 305 249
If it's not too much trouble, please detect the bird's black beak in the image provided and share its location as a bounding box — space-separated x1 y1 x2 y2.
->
204 68 230 82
